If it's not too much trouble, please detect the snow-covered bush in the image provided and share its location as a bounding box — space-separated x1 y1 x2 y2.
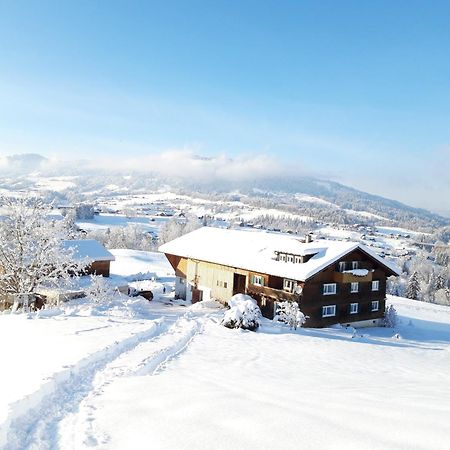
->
221 294 261 331
384 304 398 328
85 275 118 304
274 301 307 330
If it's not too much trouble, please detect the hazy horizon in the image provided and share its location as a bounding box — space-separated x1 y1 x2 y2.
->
0 1 449 213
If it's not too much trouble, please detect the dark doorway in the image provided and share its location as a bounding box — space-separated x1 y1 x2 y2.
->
192 288 203 303
233 273 246 295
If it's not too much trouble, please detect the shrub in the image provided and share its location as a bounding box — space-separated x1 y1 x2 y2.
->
221 294 261 331
274 301 307 330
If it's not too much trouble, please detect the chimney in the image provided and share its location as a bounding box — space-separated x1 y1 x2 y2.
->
305 234 313 243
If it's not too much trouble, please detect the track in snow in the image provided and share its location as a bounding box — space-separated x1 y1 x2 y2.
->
3 313 203 450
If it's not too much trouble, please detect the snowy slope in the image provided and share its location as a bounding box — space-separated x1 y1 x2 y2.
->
1 293 449 449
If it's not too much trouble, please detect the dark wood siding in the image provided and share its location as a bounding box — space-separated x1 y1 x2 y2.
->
86 261 111 277
300 249 389 327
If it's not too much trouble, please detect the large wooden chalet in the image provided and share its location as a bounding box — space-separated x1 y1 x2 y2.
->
159 227 400 328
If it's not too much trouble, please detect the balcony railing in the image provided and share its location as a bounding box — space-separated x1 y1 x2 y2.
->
247 284 300 301
333 271 373 283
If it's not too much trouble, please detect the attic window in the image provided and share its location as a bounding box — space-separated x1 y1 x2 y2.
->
276 252 314 264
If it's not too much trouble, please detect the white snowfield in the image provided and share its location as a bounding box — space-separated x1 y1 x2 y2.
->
0 294 449 450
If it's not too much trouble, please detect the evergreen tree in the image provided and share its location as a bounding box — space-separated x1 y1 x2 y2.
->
405 271 421 300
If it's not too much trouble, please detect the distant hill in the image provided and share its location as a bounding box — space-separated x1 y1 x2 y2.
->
0 152 447 230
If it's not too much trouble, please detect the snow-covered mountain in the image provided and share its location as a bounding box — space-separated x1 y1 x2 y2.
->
0 153 447 230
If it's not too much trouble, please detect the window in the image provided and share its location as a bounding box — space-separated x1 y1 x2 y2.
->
295 256 302 264
371 300 379 312
252 275 264 286
350 282 359 293
224 282 228 288
287 255 294 263
322 305 336 317
338 261 346 272
372 280 380 291
352 261 359 270
284 279 296 293
261 297 266 306
280 254 287 262
349 303 358 314
323 283 337 295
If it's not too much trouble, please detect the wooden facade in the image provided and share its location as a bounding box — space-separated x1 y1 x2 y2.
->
164 246 397 328
85 260 112 277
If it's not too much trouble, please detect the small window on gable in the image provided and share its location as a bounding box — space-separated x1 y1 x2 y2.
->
339 261 346 272
352 261 359 270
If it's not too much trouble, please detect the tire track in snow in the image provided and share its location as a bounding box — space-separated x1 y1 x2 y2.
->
3 313 203 450
60 314 203 449
2 318 166 450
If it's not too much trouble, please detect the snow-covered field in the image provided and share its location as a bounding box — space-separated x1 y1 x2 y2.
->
1 283 449 450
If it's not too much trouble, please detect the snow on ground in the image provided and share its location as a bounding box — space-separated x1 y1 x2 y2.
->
1 292 449 449
344 208 391 221
76 213 169 233
109 249 174 279
33 177 78 192
375 226 431 237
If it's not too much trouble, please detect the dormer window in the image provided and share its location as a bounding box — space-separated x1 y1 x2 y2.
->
276 252 315 264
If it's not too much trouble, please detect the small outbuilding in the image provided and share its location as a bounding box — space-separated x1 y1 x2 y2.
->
62 239 115 277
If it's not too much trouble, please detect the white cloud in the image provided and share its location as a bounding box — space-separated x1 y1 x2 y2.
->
86 149 294 183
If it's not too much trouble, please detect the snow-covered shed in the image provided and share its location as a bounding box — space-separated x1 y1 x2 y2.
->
62 239 115 277
159 227 400 327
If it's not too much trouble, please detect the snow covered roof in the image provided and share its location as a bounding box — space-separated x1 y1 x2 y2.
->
62 239 115 262
159 227 400 281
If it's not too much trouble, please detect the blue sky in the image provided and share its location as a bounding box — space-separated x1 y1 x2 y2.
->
0 0 449 212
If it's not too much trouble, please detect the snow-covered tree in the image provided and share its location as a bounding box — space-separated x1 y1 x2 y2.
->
221 294 261 331
435 288 450 305
85 275 117 304
0 197 86 309
384 305 398 328
274 301 307 330
75 203 95 220
158 214 201 244
405 271 421 300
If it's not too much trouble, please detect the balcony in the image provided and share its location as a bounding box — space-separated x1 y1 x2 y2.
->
247 284 299 301
333 270 373 283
